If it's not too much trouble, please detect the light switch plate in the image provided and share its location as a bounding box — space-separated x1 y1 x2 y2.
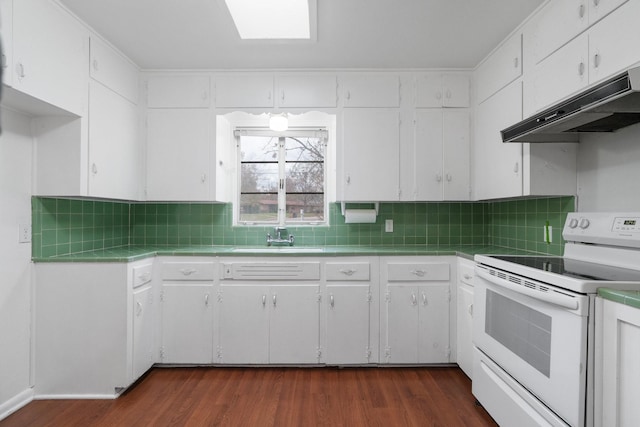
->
385 219 393 233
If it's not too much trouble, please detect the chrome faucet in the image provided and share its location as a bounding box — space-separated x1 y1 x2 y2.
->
267 226 294 246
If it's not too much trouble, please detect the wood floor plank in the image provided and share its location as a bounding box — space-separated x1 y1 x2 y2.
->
0 367 497 427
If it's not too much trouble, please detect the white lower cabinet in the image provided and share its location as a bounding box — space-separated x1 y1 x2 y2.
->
456 257 475 379
380 257 453 364
159 259 216 364
34 260 156 397
596 297 640 427
217 284 320 364
324 258 379 365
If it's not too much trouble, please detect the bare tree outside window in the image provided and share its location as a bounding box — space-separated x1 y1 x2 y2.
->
238 131 326 224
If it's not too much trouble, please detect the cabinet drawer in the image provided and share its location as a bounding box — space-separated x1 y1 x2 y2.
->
458 262 475 286
162 262 215 281
326 262 370 281
221 262 320 281
387 263 449 281
132 263 153 288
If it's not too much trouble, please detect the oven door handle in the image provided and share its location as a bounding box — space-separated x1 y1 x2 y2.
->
476 268 579 311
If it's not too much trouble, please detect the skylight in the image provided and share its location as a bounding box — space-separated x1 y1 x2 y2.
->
225 0 311 40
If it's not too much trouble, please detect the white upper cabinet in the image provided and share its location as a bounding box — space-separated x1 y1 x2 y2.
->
11 0 88 115
531 33 589 111
474 81 523 200
531 0 628 65
475 33 522 104
89 36 139 104
340 73 400 107
531 0 640 112
88 80 139 200
412 109 470 201
147 75 210 108
146 109 213 201
341 109 400 201
588 0 640 83
276 73 337 108
1 0 13 88
214 73 274 108
415 73 469 108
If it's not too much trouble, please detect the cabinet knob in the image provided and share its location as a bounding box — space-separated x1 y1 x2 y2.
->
421 292 428 306
446 173 452 182
272 294 277 307
346 174 351 184
330 294 335 309
468 304 473 316
593 0 600 6
136 301 143 316
514 57 519 68
514 162 519 174
436 173 442 182
346 91 351 100
205 294 209 307
262 295 267 307
435 91 442 100
201 173 207 183
593 53 601 69
92 163 98 175
410 293 417 306
445 89 451 99
578 62 585 76
92 59 99 71
281 90 285 101
579 3 586 18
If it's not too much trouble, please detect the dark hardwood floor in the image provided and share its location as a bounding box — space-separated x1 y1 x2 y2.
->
1 367 497 427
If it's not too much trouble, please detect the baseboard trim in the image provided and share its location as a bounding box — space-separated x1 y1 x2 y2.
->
0 388 34 421
34 393 118 400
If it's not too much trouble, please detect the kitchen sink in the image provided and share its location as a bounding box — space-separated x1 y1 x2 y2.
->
230 247 324 253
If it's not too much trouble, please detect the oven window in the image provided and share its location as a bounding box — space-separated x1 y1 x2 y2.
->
486 290 552 377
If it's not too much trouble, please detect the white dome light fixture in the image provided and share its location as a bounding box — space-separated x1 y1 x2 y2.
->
269 113 289 132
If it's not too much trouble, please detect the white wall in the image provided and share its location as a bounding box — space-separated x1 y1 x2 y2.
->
0 107 34 418
577 123 640 212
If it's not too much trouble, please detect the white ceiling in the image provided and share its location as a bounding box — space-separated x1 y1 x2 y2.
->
58 0 543 70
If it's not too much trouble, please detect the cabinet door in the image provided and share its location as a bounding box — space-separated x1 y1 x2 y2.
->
414 109 444 200
277 73 337 108
146 109 212 201
476 34 522 104
215 73 274 108
269 285 320 364
442 75 469 108
217 285 269 364
384 285 419 363
588 0 640 84
442 109 470 201
161 284 214 364
456 284 474 378
589 0 628 25
325 284 371 364
341 109 400 201
530 0 588 65
532 33 588 112
474 81 523 200
1 0 13 88
341 74 400 107
147 75 210 108
12 0 87 115
415 74 444 108
601 299 640 427
418 285 450 363
90 36 138 104
89 79 139 200
133 285 155 380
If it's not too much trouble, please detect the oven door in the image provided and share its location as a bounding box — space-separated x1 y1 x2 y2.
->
473 264 590 427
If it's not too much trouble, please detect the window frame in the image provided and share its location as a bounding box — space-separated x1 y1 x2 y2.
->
234 127 328 226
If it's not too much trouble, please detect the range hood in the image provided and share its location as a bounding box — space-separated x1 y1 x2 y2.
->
502 66 640 143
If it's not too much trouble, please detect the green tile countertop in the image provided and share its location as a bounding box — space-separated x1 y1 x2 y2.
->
598 289 640 310
32 245 534 263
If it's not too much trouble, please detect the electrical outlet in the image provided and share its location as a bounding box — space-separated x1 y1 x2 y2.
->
543 225 552 243
385 219 394 233
19 224 31 243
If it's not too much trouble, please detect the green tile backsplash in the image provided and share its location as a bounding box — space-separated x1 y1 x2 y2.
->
32 196 575 258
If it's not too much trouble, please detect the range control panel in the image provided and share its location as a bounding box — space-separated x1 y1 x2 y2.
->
563 212 640 248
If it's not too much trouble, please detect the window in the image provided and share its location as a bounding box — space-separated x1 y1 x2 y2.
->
236 128 327 225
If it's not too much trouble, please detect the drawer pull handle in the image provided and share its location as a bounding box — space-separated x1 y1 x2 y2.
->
468 304 473 317
205 294 209 306
422 292 428 306
180 268 197 276
411 293 417 306
330 294 335 309
339 268 356 276
410 269 426 277
273 294 277 307
138 273 150 282
262 295 267 307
